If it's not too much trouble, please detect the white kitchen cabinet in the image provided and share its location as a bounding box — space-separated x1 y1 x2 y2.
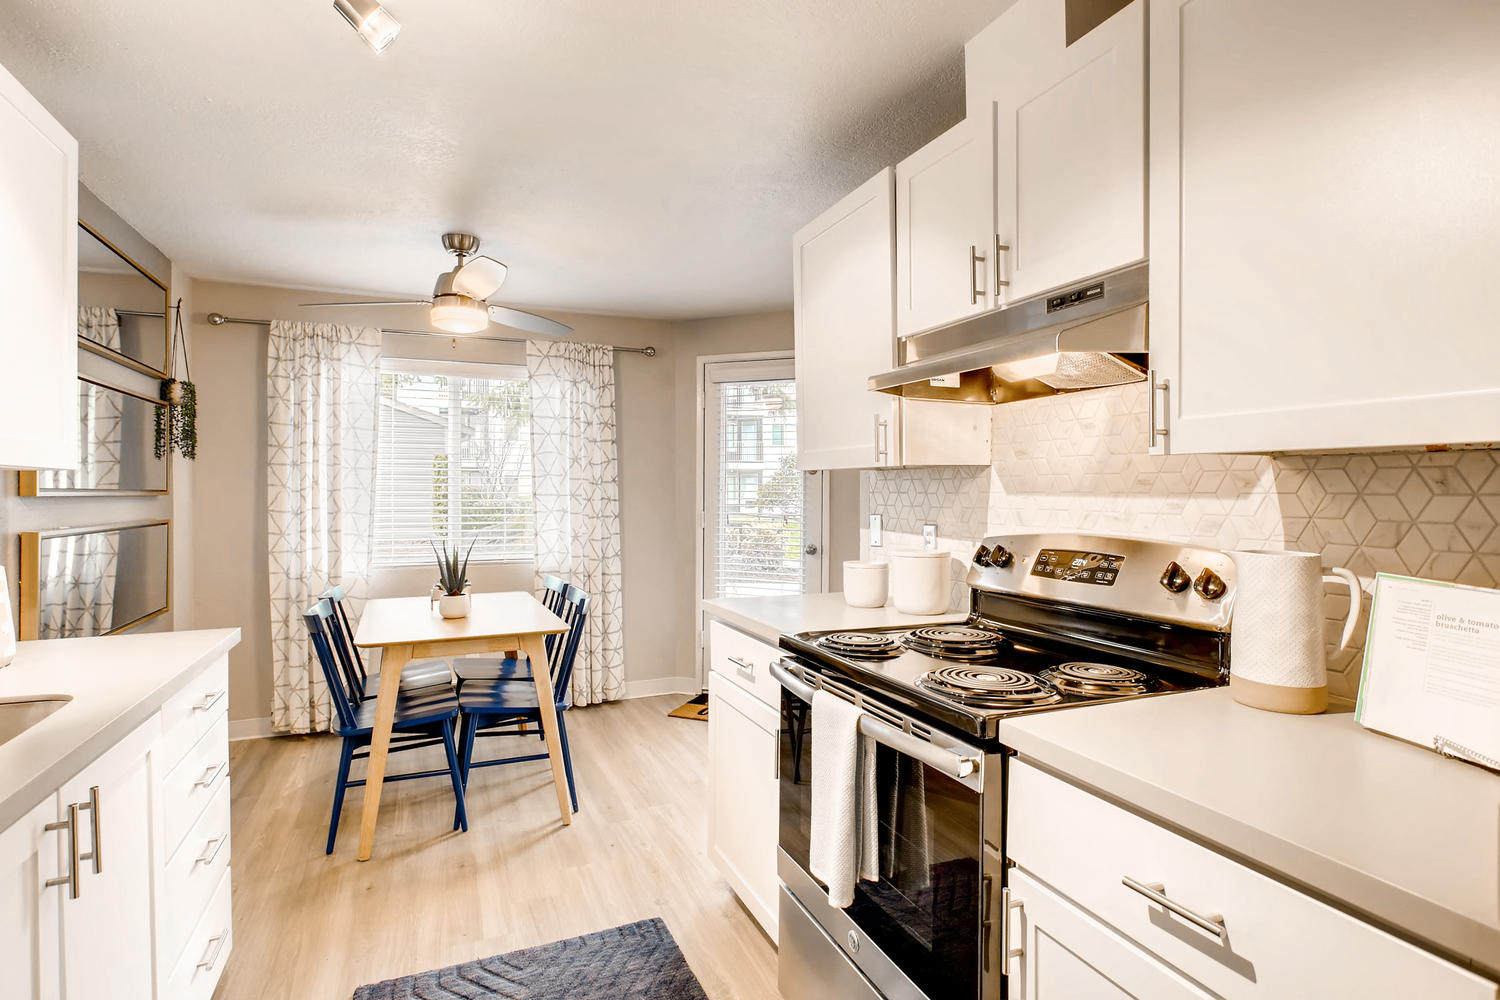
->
1147 0 1500 454
794 169 901 471
707 672 780 941
57 718 157 1000
1008 761 1498 999
794 169 991 469
0 796 64 999
968 0 1146 303
895 115 997 338
1006 868 1212 1000
0 57 78 471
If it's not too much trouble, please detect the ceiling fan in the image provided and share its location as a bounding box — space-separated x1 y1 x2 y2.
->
301 233 573 337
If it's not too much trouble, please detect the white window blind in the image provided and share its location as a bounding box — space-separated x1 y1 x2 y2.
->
374 359 533 566
712 375 803 598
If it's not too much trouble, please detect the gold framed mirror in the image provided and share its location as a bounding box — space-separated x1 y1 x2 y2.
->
18 377 170 496
19 520 171 640
77 221 170 377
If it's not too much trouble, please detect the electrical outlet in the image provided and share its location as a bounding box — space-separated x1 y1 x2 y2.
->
869 514 882 547
922 523 938 550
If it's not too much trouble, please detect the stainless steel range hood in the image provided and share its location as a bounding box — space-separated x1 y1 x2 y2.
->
869 262 1148 405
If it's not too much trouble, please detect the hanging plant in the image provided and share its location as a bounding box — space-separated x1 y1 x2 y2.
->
155 298 198 460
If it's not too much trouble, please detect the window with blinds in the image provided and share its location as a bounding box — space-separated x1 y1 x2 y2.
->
712 376 803 597
373 359 533 566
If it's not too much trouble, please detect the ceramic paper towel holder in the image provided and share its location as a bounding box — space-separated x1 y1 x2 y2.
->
1228 549 1361 715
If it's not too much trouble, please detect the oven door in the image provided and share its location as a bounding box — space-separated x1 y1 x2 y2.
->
774 658 1004 1000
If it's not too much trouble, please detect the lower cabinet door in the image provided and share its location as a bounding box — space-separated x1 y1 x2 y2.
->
0 795 64 999
1007 868 1212 1000
706 673 780 940
58 719 156 1000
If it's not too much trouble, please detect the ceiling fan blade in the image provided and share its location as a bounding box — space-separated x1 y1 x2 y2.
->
452 256 508 299
486 304 573 337
299 299 432 308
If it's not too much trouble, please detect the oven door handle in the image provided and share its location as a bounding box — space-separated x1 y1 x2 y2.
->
771 659 981 780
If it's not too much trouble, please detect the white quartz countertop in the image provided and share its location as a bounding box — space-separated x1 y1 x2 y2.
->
995 688 1500 976
0 628 241 830
701 593 965 645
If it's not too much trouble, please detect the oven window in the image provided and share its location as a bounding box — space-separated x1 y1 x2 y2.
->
780 691 983 999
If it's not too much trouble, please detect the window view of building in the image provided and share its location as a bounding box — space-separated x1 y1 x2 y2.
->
714 378 803 597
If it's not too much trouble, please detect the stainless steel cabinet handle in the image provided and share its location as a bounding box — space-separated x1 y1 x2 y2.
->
194 689 225 712
196 930 230 972
80 786 101 874
1122 876 1226 942
969 245 986 304
195 761 227 788
873 415 889 465
727 656 755 682
1147 371 1170 445
996 885 1025 963
994 237 1011 289
195 834 229 867
44 803 80 899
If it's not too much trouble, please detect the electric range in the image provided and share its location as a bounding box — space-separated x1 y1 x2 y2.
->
772 532 1238 1000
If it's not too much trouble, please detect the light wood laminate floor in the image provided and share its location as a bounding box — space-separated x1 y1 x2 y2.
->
216 695 779 999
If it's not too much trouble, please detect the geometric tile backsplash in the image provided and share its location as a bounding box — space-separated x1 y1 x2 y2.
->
866 381 1500 699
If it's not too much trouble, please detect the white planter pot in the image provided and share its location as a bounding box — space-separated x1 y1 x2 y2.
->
432 585 472 619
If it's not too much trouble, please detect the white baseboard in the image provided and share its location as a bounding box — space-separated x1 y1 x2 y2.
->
228 716 276 742
620 676 701 700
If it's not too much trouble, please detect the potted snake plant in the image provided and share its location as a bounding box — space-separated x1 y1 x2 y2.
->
429 538 477 618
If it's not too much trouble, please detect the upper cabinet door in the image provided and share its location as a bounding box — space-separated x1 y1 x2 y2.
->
0 59 77 471
895 115 997 338
972 0 1146 302
794 168 900 470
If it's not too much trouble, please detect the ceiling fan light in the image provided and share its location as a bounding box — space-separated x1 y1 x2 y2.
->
333 0 401 54
429 294 489 335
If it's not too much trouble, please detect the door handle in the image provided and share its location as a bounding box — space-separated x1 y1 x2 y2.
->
873 415 889 465
970 245 986 304
44 803 80 899
79 785 101 874
803 544 819 556
1122 876 1227 942
994 236 1011 290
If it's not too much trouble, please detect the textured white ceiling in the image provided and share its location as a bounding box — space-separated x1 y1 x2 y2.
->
0 0 1013 318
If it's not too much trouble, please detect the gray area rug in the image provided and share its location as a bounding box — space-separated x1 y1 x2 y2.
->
352 918 709 1000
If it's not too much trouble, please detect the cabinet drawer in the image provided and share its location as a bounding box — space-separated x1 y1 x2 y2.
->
158 657 229 772
708 620 782 708
1008 761 1496 999
157 779 231 965
160 713 230 863
163 868 232 1000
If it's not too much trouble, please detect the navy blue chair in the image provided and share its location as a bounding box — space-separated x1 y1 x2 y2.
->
451 574 569 684
457 585 589 812
321 584 452 699
304 600 469 854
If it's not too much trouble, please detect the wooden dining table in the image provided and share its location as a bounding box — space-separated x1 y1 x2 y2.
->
351 590 572 860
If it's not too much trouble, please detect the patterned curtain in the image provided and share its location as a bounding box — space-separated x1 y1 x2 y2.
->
38 532 118 638
527 340 626 706
76 309 123 490
266 321 381 734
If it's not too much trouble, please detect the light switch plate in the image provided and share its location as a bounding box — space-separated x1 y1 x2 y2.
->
869 514 882 547
922 523 938 550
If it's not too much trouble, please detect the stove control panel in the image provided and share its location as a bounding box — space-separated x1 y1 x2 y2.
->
1030 549 1124 586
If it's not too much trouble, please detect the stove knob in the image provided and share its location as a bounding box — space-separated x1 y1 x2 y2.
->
973 544 993 567
1193 567 1228 601
990 545 1014 568
1159 561 1191 593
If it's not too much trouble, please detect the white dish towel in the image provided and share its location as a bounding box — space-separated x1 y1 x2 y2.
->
809 690 879 908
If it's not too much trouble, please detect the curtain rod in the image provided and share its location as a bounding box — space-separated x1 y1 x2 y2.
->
114 308 166 318
204 312 657 357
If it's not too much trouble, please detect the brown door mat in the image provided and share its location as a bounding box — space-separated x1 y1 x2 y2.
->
668 693 708 721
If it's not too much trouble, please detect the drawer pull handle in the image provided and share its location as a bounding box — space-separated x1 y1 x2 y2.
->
193 689 226 713
727 656 755 681
196 834 228 867
44 803 81 899
1122 876 1226 942
196 930 229 972
195 761 228 788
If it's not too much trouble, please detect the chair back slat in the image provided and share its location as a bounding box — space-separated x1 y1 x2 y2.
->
550 585 590 705
540 574 568 615
303 600 361 731
320 585 368 697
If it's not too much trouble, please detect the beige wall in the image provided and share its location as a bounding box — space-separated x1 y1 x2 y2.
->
189 284 860 726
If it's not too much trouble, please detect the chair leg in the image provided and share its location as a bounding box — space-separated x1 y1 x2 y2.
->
458 712 478 788
327 737 355 855
442 719 468 833
556 712 579 813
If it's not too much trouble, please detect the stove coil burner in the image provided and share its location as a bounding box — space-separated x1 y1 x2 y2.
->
902 625 1009 661
1039 662 1154 698
917 666 1062 707
816 631 904 660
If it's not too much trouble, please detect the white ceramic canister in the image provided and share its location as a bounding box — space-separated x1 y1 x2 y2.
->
843 561 889 608
889 549 952 615
1229 549 1360 715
